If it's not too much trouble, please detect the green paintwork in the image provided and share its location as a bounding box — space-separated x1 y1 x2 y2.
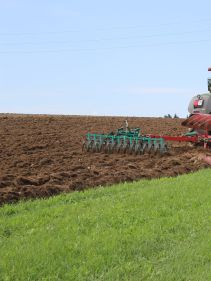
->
184 131 198 136
84 126 167 154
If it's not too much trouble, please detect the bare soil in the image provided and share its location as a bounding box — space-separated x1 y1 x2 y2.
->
0 114 209 205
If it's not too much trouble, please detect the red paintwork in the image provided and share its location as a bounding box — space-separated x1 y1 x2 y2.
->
193 100 199 108
181 114 211 130
148 134 199 143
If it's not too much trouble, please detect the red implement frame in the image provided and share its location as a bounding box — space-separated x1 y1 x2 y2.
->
147 113 211 149
147 134 198 142
147 133 211 148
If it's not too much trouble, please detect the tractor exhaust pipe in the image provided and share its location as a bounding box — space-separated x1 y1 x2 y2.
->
208 68 211 92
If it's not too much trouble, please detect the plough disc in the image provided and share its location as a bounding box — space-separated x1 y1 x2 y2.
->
83 134 167 155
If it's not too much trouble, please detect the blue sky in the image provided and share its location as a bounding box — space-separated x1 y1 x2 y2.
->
1 0 211 117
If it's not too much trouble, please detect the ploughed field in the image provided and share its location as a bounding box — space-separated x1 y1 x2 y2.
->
0 114 208 205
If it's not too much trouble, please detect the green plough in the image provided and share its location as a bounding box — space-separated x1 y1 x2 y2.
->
82 121 168 155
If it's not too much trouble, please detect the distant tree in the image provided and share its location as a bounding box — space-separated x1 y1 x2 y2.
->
174 113 179 118
164 114 172 118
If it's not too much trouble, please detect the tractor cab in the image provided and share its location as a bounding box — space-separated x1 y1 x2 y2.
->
188 68 211 116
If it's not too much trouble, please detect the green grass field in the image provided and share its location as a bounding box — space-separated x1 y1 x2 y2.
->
0 169 211 281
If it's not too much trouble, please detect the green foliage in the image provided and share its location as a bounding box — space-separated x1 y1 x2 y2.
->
0 169 211 281
164 114 179 118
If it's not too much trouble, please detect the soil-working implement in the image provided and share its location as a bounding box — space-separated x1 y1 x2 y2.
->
83 68 211 154
82 120 168 155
